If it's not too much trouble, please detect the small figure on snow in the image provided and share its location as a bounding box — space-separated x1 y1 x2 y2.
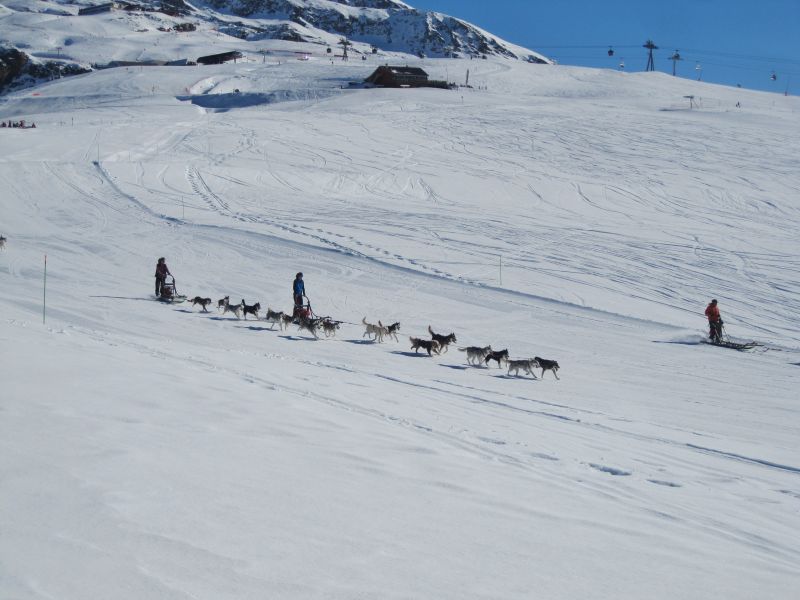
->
293 272 306 316
155 257 172 297
705 299 723 343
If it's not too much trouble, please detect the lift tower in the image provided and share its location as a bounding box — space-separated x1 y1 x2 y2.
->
643 39 658 71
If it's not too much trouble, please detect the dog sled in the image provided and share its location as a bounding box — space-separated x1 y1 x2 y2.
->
703 324 761 351
292 301 316 322
158 276 187 304
704 339 761 351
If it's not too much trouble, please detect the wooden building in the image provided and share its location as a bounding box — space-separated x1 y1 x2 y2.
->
197 51 243 65
365 66 427 87
78 2 115 15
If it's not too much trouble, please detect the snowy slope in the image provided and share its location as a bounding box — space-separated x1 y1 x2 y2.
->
1 18 800 600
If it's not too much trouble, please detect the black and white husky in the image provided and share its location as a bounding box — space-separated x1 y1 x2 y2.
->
321 318 342 337
458 345 492 366
217 296 230 311
384 322 401 342
222 299 244 319
535 357 560 380
241 300 261 320
296 317 322 339
428 325 456 353
410 337 440 356
507 358 540 378
0 235 6 250
484 349 509 368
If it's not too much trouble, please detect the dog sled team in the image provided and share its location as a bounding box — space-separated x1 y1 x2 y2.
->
154 260 562 380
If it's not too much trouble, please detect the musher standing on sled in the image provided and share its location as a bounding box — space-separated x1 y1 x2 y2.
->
293 272 306 316
155 257 171 297
705 299 723 343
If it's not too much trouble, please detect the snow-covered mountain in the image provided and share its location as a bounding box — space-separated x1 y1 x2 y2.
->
0 0 550 93
194 0 550 60
2 3 800 599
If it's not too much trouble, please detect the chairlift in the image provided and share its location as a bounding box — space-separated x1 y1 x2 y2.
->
618 60 625 70
770 71 777 81
607 46 614 57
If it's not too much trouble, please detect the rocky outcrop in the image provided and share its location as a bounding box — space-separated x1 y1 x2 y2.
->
0 47 90 94
0 48 29 92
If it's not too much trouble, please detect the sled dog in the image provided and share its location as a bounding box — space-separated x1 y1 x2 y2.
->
217 296 230 311
507 358 540 378
296 317 321 339
385 322 401 342
535 357 560 380
264 308 285 329
241 300 261 320
428 326 457 353
410 337 440 356
222 299 244 319
280 313 295 330
484 349 509 368
321 318 341 338
458 345 493 366
363 317 388 343
190 296 212 312
0 235 6 250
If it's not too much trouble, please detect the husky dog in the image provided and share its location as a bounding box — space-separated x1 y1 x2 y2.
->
321 318 341 338
384 322 401 342
363 317 388 343
222 299 244 319
217 296 230 311
507 358 540 378
190 296 213 312
428 326 457 353
484 349 509 368
241 300 261 320
280 313 295 330
535 357 560 380
264 308 285 329
410 336 440 356
458 345 493 366
0 235 6 250
296 317 321 339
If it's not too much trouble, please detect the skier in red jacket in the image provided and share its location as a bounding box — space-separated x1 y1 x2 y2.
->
705 299 723 343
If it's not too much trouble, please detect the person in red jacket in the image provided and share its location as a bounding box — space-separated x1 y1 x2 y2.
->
155 257 171 297
705 299 723 343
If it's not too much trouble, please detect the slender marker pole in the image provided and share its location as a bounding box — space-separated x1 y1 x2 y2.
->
43 254 47 324
499 254 502 286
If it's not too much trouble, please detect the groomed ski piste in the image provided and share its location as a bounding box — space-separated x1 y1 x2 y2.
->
2 5 800 599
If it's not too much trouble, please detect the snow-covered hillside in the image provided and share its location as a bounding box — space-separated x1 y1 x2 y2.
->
1 11 800 600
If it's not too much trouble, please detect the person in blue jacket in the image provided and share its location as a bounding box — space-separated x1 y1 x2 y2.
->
293 272 306 314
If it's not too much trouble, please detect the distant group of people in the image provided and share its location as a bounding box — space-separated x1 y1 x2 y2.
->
1 120 35 128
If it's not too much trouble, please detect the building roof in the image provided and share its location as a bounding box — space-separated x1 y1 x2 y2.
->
383 66 428 77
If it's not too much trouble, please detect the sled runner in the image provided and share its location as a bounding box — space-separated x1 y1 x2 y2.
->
158 276 187 304
703 339 762 351
704 324 761 351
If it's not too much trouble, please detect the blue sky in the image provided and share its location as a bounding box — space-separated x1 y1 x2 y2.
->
416 0 800 94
